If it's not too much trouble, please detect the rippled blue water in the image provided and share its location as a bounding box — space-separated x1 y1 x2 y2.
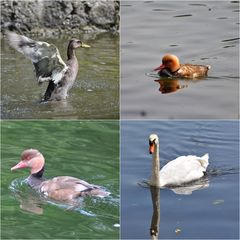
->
121 120 239 239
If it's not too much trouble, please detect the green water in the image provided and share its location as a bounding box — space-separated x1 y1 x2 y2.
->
1 32 119 119
1 120 119 239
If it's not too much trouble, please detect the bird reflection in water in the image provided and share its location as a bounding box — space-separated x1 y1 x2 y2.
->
154 76 207 94
12 189 44 215
148 178 209 239
150 186 160 239
169 177 209 195
154 78 188 94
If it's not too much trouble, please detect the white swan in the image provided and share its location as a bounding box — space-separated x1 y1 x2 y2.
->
149 134 209 188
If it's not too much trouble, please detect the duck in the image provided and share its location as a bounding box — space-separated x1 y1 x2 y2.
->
148 134 209 187
11 149 109 205
154 54 211 79
6 31 90 101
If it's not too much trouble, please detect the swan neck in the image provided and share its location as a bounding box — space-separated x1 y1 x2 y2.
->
153 142 160 163
151 142 160 187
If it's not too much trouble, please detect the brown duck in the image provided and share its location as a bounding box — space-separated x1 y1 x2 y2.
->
7 31 90 101
154 54 211 78
11 149 109 205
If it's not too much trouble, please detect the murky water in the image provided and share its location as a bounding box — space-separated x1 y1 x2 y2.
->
1 32 119 119
1 120 119 239
121 120 239 239
121 1 239 119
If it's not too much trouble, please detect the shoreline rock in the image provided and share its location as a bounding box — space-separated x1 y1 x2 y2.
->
1 0 119 36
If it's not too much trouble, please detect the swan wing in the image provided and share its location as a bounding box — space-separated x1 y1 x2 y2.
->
160 154 209 187
7 31 68 84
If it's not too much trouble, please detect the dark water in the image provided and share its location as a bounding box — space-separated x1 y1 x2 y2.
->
121 121 239 239
1 121 119 239
1 32 119 119
121 1 239 119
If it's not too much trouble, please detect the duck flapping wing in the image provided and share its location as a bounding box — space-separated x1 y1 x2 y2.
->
7 31 68 84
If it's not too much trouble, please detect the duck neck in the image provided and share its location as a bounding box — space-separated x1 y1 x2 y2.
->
151 143 161 187
67 45 76 60
32 166 44 178
27 166 45 190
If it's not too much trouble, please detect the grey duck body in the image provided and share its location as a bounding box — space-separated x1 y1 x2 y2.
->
7 32 90 102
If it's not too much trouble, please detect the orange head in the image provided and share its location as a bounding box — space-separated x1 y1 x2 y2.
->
11 149 45 175
154 54 180 73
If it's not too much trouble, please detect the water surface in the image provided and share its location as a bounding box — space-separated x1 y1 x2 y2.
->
1 32 119 119
121 1 239 119
1 120 119 239
121 120 239 239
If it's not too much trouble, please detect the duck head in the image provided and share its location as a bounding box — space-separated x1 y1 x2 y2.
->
149 134 159 154
11 149 45 175
154 54 180 73
69 39 91 49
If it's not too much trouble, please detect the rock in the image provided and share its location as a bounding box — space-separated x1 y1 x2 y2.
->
89 1 116 27
1 0 119 35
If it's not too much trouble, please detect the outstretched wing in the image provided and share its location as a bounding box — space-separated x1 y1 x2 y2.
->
7 31 68 84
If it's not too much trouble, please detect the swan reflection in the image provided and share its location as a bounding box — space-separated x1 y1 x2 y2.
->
150 186 160 239
144 177 209 239
169 177 209 195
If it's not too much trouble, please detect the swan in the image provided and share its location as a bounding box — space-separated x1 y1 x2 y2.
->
148 134 209 187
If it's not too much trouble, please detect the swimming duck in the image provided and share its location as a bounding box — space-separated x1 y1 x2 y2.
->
154 54 211 78
148 134 209 187
11 149 109 204
7 31 90 101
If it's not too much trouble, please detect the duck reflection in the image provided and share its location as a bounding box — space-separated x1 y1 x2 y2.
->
12 189 44 215
150 186 160 239
154 78 188 94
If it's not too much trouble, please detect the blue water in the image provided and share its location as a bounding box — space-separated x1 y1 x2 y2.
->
121 120 239 239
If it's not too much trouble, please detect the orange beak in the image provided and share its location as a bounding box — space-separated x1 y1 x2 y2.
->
11 160 28 171
149 144 155 154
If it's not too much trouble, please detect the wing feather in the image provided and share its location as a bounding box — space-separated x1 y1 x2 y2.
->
7 31 68 84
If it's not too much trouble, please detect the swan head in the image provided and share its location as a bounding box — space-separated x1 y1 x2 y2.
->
149 134 159 154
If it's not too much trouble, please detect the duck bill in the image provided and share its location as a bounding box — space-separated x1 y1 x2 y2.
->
149 144 155 154
154 64 165 71
81 43 91 48
11 161 28 171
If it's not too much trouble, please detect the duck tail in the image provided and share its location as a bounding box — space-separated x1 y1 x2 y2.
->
199 153 209 170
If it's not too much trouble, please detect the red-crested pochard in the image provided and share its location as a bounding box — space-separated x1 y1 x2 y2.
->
154 54 211 78
11 149 109 204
